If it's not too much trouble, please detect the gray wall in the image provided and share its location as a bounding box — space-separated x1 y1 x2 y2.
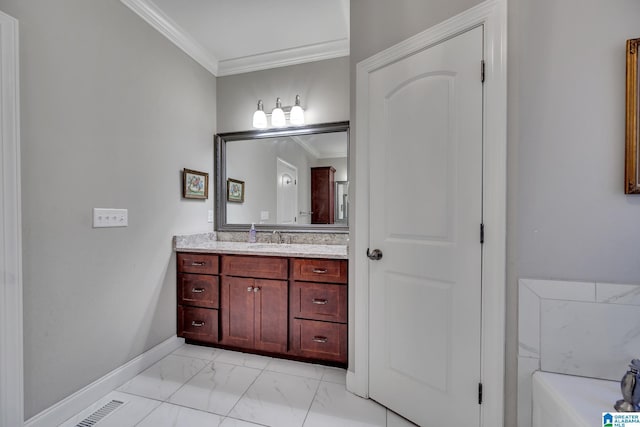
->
217 57 349 133
508 0 640 424
0 0 216 418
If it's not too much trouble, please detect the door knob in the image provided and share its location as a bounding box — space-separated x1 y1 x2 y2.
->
366 248 383 260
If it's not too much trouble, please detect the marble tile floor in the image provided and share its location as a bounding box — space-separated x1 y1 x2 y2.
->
59 344 417 427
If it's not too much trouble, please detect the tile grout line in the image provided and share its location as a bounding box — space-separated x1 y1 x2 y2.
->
161 353 213 403
221 415 271 427
223 357 271 421
300 375 324 427
124 349 216 426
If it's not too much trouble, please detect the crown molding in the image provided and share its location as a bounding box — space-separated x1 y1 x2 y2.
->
291 135 347 160
120 0 349 77
120 0 219 75
217 39 349 76
291 135 320 158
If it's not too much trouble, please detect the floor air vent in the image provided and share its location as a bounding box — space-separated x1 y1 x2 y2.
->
75 400 124 426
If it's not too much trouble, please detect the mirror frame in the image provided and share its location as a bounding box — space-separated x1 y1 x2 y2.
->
214 121 350 233
625 37 640 194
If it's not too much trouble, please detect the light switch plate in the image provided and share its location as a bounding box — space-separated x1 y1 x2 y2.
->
93 208 128 228
260 211 270 220
208 210 213 223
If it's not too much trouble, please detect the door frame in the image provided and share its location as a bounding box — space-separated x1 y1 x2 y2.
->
0 10 24 427
349 1 507 425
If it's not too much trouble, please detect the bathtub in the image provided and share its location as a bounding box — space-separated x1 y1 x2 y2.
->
532 371 621 427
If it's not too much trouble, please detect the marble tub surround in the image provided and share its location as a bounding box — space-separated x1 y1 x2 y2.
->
518 278 640 427
174 233 347 259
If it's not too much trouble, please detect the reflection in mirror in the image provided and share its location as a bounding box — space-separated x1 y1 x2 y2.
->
335 181 349 224
215 122 349 232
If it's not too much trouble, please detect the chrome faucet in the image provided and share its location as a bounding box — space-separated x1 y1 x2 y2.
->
272 230 283 244
615 359 640 412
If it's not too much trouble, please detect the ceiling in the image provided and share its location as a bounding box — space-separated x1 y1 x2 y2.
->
121 0 350 77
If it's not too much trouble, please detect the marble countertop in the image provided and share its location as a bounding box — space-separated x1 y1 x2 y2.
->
174 233 348 259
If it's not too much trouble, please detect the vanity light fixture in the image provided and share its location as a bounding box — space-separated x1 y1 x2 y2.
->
252 100 267 129
252 95 305 129
271 97 286 128
289 95 305 126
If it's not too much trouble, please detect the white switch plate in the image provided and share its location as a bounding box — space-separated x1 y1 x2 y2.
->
93 208 128 228
208 210 213 223
260 211 270 220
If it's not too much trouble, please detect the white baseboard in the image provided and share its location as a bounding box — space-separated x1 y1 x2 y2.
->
24 336 184 427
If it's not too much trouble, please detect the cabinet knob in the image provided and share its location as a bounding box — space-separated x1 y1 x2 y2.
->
312 268 328 274
312 336 328 343
312 298 328 305
191 321 205 327
191 261 206 266
253 287 260 293
191 288 205 293
247 286 253 292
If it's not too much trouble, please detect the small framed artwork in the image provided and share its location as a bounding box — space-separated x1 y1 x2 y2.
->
227 178 245 203
625 37 640 194
182 168 208 199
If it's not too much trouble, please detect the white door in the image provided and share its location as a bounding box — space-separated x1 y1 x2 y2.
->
276 158 298 224
368 26 483 426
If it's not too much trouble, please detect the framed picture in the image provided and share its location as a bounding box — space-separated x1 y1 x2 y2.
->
625 37 640 194
182 168 208 199
227 178 245 203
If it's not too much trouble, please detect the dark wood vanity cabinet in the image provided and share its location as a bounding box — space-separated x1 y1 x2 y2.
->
177 252 347 366
220 275 288 354
290 259 348 363
220 255 289 354
177 253 220 344
311 166 336 224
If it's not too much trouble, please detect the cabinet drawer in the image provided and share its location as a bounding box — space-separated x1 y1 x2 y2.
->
291 319 347 363
291 282 347 323
178 274 219 308
177 253 219 275
291 259 347 284
178 306 218 343
222 255 287 280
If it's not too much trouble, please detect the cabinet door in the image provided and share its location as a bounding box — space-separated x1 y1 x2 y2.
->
178 273 219 308
177 253 219 275
253 279 288 353
311 166 335 224
291 281 347 323
220 276 254 349
178 306 218 344
291 318 347 364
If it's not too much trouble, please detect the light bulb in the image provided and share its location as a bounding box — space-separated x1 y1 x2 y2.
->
289 94 305 126
252 100 267 129
271 97 286 127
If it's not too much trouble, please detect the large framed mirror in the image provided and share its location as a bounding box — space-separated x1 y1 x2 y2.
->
215 121 349 232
